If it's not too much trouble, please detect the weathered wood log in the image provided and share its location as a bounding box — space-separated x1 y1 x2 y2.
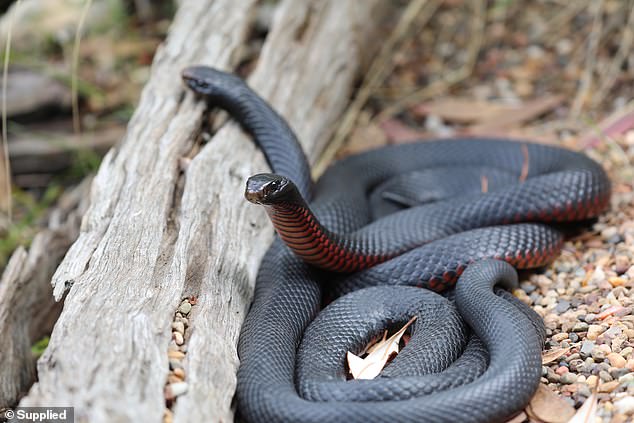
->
18 0 388 422
0 177 91 407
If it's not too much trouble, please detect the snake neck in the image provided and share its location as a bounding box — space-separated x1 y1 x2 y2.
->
263 202 390 273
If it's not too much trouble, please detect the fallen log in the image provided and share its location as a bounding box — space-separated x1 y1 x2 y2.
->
0 177 91 407
17 0 389 421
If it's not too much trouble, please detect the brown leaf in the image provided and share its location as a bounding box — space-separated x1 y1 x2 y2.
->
526 384 576 423
347 316 416 380
379 119 428 144
411 98 510 123
468 95 564 134
338 121 387 158
567 393 598 423
504 411 527 423
542 347 571 364
578 103 634 148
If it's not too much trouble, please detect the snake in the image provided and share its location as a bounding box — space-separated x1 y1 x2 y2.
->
182 66 611 422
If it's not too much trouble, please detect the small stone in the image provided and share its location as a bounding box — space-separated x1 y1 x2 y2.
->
569 332 580 343
168 349 185 360
584 313 597 322
586 375 599 387
577 382 591 397
546 368 560 383
623 347 634 358
609 277 626 287
591 347 606 361
615 397 634 415
627 360 634 371
178 301 192 315
567 353 581 363
610 368 630 379
556 300 571 313
169 359 183 370
597 380 620 393
541 366 549 377
580 341 595 357
173 368 186 380
166 382 188 398
587 324 606 340
556 366 569 375
609 352 627 368
599 370 613 382
553 332 569 342
560 373 577 384
173 331 184 346
577 375 587 383
172 321 185 334
601 227 618 240
573 322 589 332
615 255 630 274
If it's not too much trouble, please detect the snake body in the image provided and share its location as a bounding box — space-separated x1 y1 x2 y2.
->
182 66 611 423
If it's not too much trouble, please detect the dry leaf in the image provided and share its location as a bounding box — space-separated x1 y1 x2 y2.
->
526 384 576 423
338 121 387 158
411 98 510 123
347 316 417 380
567 393 598 423
542 347 571 364
468 95 564 134
505 411 527 423
379 119 428 143
579 102 634 148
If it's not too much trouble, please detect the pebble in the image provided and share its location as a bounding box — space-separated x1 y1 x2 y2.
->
556 300 571 313
546 368 561 383
610 368 630 379
569 332 580 343
556 366 569 375
598 380 620 393
552 332 569 342
627 360 634 371
577 383 592 397
560 372 577 384
172 321 185 334
592 347 607 361
614 397 634 415
586 375 599 387
599 370 614 382
587 324 606 340
173 368 185 380
608 352 627 368
167 382 188 398
615 255 630 274
178 301 192 315
169 359 183 370
573 322 589 332
173 331 184 346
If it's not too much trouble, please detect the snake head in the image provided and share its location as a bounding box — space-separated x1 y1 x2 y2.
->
245 174 300 206
182 65 242 96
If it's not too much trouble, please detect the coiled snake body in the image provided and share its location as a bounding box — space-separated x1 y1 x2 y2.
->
182 66 611 423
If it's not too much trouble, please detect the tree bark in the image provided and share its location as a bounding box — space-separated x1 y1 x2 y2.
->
17 0 388 421
0 177 91 407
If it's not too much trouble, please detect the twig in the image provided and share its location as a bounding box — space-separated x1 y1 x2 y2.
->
372 0 486 124
313 0 436 177
591 0 634 108
1 0 21 222
71 0 93 139
570 0 604 118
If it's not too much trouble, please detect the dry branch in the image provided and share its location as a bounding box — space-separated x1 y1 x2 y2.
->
0 177 91 407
